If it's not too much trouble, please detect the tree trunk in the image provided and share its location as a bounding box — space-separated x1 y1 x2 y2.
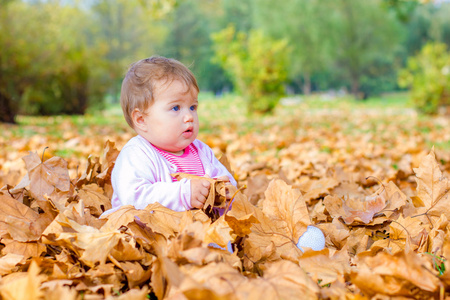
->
303 73 311 95
0 90 16 123
350 75 361 100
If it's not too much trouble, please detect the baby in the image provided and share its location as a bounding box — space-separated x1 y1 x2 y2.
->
103 56 236 216
101 56 325 252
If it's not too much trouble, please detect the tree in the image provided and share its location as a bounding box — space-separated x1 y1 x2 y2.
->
156 0 229 92
382 0 419 23
90 0 168 103
0 1 108 121
398 42 450 114
212 25 290 114
330 0 403 99
0 0 37 122
403 3 450 57
254 0 334 95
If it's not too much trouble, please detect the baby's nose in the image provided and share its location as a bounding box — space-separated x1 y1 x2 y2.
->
184 111 194 122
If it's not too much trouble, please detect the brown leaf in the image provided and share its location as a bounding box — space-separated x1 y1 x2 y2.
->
167 262 243 299
0 253 24 276
245 173 270 204
218 153 234 178
23 152 70 201
229 182 304 264
0 260 44 300
101 203 183 239
262 179 311 240
117 261 151 288
126 220 167 257
298 247 349 286
298 177 339 203
109 237 146 262
75 155 101 188
413 148 450 221
60 200 107 229
112 287 149 300
76 183 112 217
316 219 350 250
351 251 440 296
387 215 425 252
346 228 370 256
0 193 51 242
310 200 328 223
224 212 259 237
42 214 122 268
380 181 408 218
251 260 320 299
324 187 386 225
95 140 120 191
168 221 205 259
40 282 77 300
151 256 185 299
1 239 46 259
204 216 234 248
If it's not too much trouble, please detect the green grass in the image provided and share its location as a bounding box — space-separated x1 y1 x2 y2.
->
292 91 410 110
96 91 412 127
54 148 79 158
7 91 450 151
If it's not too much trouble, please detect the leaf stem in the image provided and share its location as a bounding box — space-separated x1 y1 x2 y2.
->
42 146 49 162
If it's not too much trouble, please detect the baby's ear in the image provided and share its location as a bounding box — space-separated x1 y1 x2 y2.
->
131 108 147 131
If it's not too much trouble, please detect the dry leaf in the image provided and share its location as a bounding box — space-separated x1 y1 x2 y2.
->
324 187 386 225
23 152 70 201
1 106 450 299
76 183 112 217
101 203 183 239
351 251 440 296
0 260 45 300
1 239 46 259
0 253 24 276
0 193 51 242
413 148 450 222
249 260 320 299
298 247 348 285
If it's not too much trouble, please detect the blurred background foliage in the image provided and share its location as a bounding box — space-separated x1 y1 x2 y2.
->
0 0 449 122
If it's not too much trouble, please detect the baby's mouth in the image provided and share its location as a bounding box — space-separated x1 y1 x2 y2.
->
182 127 194 137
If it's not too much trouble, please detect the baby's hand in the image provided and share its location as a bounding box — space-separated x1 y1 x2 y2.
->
190 178 211 209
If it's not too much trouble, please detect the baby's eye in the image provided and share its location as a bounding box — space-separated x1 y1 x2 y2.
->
171 105 180 112
190 105 197 111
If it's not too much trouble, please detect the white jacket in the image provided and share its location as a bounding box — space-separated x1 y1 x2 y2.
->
102 135 236 216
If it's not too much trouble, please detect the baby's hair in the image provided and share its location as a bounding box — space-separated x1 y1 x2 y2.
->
120 56 199 128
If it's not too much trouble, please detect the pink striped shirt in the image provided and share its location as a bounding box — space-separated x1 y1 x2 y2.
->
152 144 205 181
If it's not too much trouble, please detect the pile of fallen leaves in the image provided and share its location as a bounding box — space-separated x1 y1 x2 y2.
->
0 136 450 299
1 105 450 299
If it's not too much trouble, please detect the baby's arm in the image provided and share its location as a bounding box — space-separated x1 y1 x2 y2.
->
111 146 193 211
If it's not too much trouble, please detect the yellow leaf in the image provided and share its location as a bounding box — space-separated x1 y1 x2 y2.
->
0 260 44 300
0 193 51 242
23 152 70 201
76 183 112 217
413 148 450 221
101 203 183 239
351 251 440 296
0 253 24 276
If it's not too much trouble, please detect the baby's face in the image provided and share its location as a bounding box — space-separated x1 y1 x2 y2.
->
140 79 199 155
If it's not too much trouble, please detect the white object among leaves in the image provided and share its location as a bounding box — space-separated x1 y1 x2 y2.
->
296 225 325 252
